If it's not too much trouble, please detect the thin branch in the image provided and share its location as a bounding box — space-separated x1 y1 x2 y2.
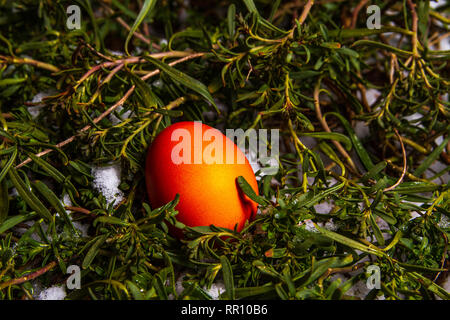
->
288 0 314 38
298 0 315 25
406 0 419 57
350 0 369 29
141 52 205 80
313 81 358 173
0 261 57 290
65 206 93 216
384 128 407 192
115 17 161 50
99 0 161 50
0 55 60 73
75 51 195 87
15 87 135 169
1 113 13 119
15 53 205 169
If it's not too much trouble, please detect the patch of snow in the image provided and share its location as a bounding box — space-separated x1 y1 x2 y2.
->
109 105 133 125
152 79 163 88
175 273 187 296
299 136 317 149
329 273 370 299
403 201 425 220
302 219 318 233
441 276 450 294
72 221 89 237
324 219 338 231
314 201 333 214
37 285 66 300
403 112 425 129
365 89 381 107
354 121 370 140
435 135 444 146
374 216 392 242
204 282 226 300
428 160 449 184
345 280 370 299
61 193 89 237
92 164 124 206
410 212 422 220
430 1 440 9
62 193 72 207
109 50 124 57
15 221 50 242
27 90 57 118
438 215 450 229
9 187 18 197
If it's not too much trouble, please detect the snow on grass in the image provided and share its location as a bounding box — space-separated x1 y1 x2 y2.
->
61 193 89 237
204 282 226 300
344 279 372 299
108 50 125 57
438 214 450 229
92 163 124 206
27 90 57 118
174 272 226 300
329 273 372 299
354 121 370 140
36 285 66 300
109 104 133 125
302 219 318 233
441 277 450 298
365 88 381 106
314 201 333 214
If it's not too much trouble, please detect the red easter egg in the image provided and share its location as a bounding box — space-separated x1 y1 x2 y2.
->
145 121 259 237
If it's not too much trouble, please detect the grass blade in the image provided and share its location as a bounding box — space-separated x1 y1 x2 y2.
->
32 180 77 234
125 0 157 55
82 234 108 269
220 255 235 300
143 55 220 114
0 179 9 224
352 40 414 57
0 146 17 184
325 112 375 171
27 152 78 197
413 135 450 177
0 212 37 234
7 167 53 221
296 182 344 208
236 176 268 205
314 223 384 257
300 132 352 151
368 213 385 246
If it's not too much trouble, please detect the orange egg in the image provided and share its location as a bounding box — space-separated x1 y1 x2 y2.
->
145 121 259 237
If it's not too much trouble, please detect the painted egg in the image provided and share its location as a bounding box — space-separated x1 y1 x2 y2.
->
145 121 259 237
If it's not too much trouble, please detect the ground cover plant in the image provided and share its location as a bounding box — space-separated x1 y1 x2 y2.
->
0 0 449 300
